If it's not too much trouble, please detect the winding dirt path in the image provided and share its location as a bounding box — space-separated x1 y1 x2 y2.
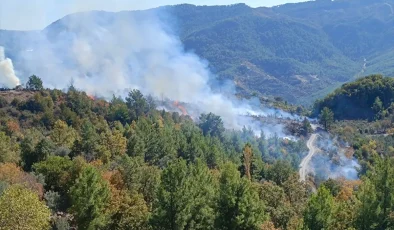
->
299 133 319 182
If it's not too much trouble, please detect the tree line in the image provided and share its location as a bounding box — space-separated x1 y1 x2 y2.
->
0 75 391 230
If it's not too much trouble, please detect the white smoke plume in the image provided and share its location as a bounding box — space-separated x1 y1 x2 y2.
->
13 10 292 133
0 46 21 88
312 133 360 180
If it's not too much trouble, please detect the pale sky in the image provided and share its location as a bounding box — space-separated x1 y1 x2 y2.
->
0 0 306 30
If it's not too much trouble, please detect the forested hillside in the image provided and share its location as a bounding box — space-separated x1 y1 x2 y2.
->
1 76 394 229
314 74 394 120
2 0 394 104
0 76 309 229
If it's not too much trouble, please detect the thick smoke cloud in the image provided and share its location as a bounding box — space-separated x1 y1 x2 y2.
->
0 46 20 88
14 10 291 133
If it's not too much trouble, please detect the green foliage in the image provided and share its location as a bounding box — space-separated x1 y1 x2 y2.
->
66 88 93 116
301 118 313 136
0 87 327 229
44 190 61 212
355 157 394 229
107 191 150 230
0 185 51 230
73 120 99 159
53 217 70 230
97 128 127 163
50 120 77 149
108 96 130 125
22 137 54 171
355 179 379 230
26 75 44 91
33 156 74 197
151 159 217 230
303 186 334 230
258 177 307 230
264 160 294 186
69 166 110 230
321 179 342 197
319 107 334 130
199 113 225 139
126 89 152 120
215 162 266 230
119 156 161 206
0 96 8 108
19 92 54 113
0 131 20 163
314 75 394 120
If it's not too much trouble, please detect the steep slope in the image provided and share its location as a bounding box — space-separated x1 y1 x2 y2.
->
169 4 359 103
1 0 394 104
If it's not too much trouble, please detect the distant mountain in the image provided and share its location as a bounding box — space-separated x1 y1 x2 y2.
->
1 0 394 104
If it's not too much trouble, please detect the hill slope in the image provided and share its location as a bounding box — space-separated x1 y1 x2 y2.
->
1 0 394 104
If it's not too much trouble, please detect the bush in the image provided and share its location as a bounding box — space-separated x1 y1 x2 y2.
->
0 96 8 108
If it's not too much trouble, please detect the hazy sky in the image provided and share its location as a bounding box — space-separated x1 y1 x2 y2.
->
0 0 306 30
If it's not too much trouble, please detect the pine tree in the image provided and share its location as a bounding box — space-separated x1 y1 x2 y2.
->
355 179 380 230
303 186 334 230
79 120 99 160
150 159 190 229
372 97 383 120
186 160 217 229
69 166 110 230
26 75 44 91
319 107 334 130
151 159 217 230
355 157 394 229
216 163 266 230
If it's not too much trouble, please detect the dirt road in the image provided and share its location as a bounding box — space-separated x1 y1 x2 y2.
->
299 133 319 182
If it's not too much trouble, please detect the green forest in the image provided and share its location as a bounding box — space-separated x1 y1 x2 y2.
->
0 75 394 230
314 75 394 121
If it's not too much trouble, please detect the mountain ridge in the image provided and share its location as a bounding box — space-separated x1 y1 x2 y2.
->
1 0 394 104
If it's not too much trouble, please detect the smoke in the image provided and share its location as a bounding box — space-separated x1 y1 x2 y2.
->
8 9 294 134
0 46 21 88
312 132 360 180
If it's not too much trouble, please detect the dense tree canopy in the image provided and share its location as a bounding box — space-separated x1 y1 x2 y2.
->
0 82 389 229
0 185 51 230
314 75 394 120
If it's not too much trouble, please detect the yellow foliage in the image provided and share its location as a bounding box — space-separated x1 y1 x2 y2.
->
50 120 77 148
0 185 51 230
336 179 362 201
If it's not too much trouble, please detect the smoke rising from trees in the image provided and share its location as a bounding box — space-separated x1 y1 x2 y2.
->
0 46 20 88
14 10 290 134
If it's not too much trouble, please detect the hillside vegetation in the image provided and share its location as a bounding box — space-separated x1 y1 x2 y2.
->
0 76 394 229
314 74 394 120
0 76 311 229
2 0 394 104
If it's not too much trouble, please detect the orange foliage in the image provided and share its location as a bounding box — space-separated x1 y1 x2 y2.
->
6 120 20 134
0 163 44 198
90 159 104 168
102 170 125 191
336 178 362 201
261 221 279 230
0 163 24 184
